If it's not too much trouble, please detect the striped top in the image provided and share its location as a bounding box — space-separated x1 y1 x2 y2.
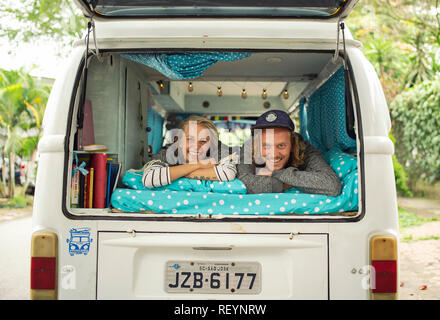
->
142 160 237 189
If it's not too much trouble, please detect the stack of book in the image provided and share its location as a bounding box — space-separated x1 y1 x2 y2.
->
71 153 121 209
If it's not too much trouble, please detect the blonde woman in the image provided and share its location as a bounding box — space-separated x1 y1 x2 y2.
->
142 116 236 188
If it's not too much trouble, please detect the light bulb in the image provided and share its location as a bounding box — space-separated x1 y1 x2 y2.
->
261 89 268 100
283 90 289 99
188 82 194 92
241 89 248 99
217 87 223 97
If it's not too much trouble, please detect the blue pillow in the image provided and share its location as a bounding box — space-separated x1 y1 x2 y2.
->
324 147 357 180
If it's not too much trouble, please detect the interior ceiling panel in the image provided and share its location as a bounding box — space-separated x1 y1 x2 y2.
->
124 52 332 81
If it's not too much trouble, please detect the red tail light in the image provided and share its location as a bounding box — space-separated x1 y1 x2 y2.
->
31 257 56 290
371 260 397 293
31 231 58 299
370 235 398 299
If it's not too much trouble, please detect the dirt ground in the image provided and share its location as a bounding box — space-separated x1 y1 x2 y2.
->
397 197 440 300
1 198 439 300
0 206 33 222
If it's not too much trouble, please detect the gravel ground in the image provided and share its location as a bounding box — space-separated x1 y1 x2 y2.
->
398 198 440 300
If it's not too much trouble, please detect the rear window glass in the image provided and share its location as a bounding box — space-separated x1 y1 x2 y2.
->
87 0 345 18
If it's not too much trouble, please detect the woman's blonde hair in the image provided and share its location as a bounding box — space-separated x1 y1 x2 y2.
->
180 115 219 140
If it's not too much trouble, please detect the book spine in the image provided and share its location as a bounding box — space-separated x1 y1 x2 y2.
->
89 167 94 208
106 162 112 208
91 153 107 208
71 166 79 208
84 168 89 208
79 171 85 208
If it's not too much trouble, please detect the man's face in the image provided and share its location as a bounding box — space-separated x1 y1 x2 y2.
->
260 127 292 171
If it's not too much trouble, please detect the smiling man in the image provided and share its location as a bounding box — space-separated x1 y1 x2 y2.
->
237 110 342 196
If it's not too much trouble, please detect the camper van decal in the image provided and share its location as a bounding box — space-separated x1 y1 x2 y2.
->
66 228 93 256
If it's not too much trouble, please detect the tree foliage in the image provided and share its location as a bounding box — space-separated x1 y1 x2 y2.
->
0 68 50 198
390 79 440 184
347 0 440 102
0 0 86 45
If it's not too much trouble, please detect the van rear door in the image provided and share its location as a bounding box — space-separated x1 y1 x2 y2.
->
97 232 328 299
74 0 358 21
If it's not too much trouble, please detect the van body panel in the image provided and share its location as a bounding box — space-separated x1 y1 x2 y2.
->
347 47 391 138
33 8 399 299
42 47 84 135
82 19 360 44
96 232 328 299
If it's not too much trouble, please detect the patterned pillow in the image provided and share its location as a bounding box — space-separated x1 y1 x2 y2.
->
324 147 357 180
122 170 247 194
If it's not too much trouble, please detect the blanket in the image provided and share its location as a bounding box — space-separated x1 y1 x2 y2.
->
110 147 359 215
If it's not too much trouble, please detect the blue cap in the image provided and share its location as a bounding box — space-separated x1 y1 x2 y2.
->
251 110 295 131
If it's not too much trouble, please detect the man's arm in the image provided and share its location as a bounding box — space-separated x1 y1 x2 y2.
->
236 164 284 194
272 144 342 197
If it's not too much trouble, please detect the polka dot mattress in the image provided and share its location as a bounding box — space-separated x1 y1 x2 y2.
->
110 147 359 215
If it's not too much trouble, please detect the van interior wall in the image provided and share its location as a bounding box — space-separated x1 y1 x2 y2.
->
83 55 156 173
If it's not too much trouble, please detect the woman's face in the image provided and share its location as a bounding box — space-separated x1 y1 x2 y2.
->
259 127 292 171
180 123 213 163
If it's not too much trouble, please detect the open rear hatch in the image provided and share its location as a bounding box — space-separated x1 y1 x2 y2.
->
74 0 358 20
97 232 329 299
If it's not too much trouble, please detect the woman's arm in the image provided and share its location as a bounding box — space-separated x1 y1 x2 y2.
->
143 161 210 188
186 162 237 181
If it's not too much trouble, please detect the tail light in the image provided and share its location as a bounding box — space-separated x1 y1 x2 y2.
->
30 231 58 300
370 235 398 300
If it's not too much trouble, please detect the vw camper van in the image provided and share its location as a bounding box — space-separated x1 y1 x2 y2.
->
30 0 399 300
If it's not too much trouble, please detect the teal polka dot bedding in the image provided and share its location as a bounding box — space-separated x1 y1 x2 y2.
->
299 67 357 154
111 148 359 215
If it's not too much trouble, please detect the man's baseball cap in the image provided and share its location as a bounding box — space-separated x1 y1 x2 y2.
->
251 110 295 131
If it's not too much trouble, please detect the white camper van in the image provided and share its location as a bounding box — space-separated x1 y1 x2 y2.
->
30 0 399 300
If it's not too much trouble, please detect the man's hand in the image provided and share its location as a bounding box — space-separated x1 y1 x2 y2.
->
283 183 292 191
256 167 273 176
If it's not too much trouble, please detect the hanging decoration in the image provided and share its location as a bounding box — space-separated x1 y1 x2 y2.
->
283 89 289 99
121 52 252 80
188 82 194 92
261 89 268 100
241 89 248 99
216 87 223 97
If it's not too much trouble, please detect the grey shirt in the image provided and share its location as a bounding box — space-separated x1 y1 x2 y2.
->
236 135 342 197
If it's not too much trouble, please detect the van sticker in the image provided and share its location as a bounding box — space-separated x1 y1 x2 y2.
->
66 228 93 256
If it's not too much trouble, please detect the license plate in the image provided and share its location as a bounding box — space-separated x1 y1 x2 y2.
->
165 261 261 294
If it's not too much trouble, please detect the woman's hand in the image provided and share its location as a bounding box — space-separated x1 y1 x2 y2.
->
198 158 217 169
